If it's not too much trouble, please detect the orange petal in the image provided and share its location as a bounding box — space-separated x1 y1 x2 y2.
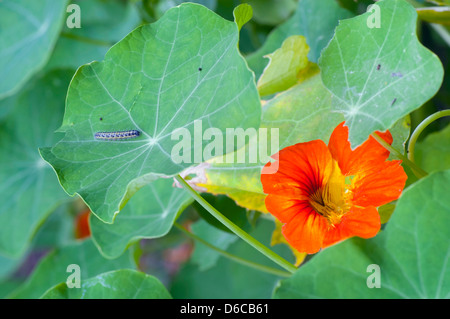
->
328 122 393 176
351 160 407 207
261 140 331 199
282 208 329 254
265 194 311 224
322 206 380 248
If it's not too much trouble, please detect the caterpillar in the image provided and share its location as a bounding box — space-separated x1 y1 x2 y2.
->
94 130 140 140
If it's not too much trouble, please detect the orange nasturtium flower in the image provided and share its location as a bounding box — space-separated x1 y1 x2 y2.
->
261 122 407 254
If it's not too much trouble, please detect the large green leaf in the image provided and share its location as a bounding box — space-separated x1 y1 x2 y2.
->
8 239 135 299
40 3 261 224
273 170 450 299
0 0 68 99
0 70 72 258
41 269 171 299
90 177 192 259
319 0 444 147
45 0 141 71
246 0 353 79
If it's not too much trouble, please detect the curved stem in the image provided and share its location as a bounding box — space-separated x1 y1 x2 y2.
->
175 175 297 274
371 132 428 179
408 110 450 163
60 32 114 47
173 222 292 278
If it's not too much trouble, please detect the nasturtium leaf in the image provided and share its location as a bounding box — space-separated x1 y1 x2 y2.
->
90 177 192 259
45 0 141 71
40 3 261 224
41 269 171 299
0 70 72 258
171 218 294 298
319 0 444 147
31 204 77 249
257 35 319 97
8 239 135 299
233 3 253 32
273 170 450 299
246 0 353 79
415 123 450 173
190 219 238 271
0 0 68 99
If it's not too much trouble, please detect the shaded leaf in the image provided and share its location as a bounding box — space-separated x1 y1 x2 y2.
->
41 269 171 299
45 0 141 71
8 239 135 299
190 219 238 271
0 70 72 257
0 0 68 98
90 178 192 259
170 218 294 298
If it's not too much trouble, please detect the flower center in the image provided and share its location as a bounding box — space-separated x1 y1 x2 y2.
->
308 160 350 226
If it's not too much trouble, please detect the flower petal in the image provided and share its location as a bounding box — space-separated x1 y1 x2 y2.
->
264 195 310 224
261 140 332 199
328 122 393 176
282 207 329 254
322 206 380 248
351 160 407 207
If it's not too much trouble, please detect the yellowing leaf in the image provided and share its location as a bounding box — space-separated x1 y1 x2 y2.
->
200 184 268 213
257 35 319 97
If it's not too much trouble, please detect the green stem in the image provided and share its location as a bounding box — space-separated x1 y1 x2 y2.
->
60 32 114 47
173 222 292 278
408 110 450 162
371 132 428 179
175 175 297 274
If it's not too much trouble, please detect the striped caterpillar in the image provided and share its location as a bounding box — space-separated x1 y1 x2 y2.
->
94 130 140 140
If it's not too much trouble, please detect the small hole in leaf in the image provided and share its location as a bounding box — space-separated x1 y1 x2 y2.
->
198 67 202 71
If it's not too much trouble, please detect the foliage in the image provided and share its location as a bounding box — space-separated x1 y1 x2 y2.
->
0 0 448 299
